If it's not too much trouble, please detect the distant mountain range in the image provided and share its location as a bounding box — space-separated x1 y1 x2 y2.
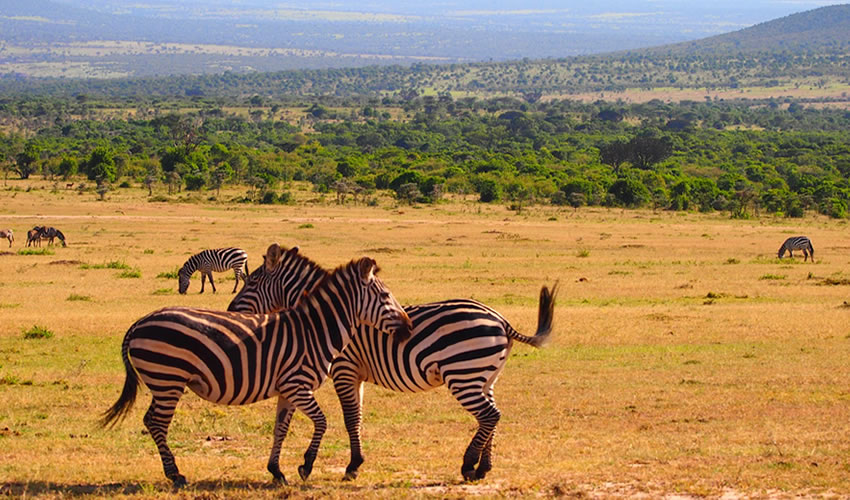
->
0 1 849 102
2 0 848 79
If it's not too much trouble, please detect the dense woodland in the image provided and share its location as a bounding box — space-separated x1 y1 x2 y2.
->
2 93 850 218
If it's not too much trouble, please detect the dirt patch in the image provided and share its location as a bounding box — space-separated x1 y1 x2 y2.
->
49 260 83 265
361 247 403 254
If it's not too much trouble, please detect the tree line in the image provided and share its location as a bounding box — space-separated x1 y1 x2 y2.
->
2 95 850 218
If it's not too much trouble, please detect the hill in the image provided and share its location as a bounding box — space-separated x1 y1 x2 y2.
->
652 4 850 54
1 3 849 102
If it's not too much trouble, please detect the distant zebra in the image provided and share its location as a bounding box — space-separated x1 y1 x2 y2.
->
0 229 13 247
100 256 412 486
38 226 66 247
26 226 44 247
778 236 814 262
229 243 557 481
178 247 248 294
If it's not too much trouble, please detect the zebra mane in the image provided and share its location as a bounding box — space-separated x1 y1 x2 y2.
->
298 257 378 305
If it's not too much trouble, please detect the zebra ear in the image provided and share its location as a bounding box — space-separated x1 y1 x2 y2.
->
265 243 283 271
357 257 378 282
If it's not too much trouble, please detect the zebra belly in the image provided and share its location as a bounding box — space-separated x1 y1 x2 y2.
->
338 321 510 394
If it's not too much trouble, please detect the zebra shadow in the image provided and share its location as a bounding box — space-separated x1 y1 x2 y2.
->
0 479 284 497
0 478 462 496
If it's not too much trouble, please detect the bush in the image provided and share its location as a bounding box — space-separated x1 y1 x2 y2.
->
23 325 54 339
608 178 650 207
475 178 502 203
184 173 206 191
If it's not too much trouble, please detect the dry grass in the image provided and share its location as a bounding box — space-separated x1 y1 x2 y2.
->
1 180 850 498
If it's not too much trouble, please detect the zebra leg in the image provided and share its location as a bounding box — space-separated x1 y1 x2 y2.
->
475 431 496 480
286 388 327 481
199 273 206 293
208 271 217 293
450 384 501 482
143 396 187 487
231 269 241 293
332 370 366 481
475 390 498 480
267 397 296 484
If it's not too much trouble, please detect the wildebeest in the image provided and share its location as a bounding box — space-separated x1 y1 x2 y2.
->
0 229 13 247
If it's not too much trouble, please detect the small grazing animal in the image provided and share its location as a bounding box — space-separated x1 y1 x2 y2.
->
0 229 13 247
778 236 814 262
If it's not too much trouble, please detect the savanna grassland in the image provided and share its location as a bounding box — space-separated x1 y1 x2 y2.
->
1 181 850 498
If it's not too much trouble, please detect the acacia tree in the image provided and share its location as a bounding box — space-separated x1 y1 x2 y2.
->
14 142 41 179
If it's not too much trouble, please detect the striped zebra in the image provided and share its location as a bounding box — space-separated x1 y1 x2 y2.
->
38 226 66 247
229 243 557 481
778 236 814 262
178 247 248 294
100 256 412 486
0 229 13 247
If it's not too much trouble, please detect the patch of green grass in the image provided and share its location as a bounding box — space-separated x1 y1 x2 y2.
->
576 248 590 258
725 258 740 264
759 274 786 280
157 269 179 279
17 248 54 256
152 288 173 295
117 268 142 279
22 325 54 339
143 249 155 254
80 260 130 270
0 303 20 309
298 223 314 229
66 293 91 302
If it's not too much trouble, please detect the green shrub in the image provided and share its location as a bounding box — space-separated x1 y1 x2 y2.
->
157 268 179 279
118 268 142 279
23 325 54 339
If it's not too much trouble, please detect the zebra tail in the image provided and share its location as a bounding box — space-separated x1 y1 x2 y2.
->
507 282 558 348
99 330 139 428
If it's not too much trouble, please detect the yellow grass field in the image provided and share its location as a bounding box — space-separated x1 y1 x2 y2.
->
1 181 849 498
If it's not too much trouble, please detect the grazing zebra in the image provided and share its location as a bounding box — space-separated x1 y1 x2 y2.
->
100 256 412 486
778 236 814 262
0 229 13 247
229 243 557 481
38 226 67 247
178 247 248 294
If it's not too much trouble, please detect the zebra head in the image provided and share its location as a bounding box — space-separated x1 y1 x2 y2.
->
350 257 412 342
177 266 191 294
227 243 327 313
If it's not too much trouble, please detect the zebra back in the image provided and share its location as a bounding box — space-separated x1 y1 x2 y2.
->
228 243 327 313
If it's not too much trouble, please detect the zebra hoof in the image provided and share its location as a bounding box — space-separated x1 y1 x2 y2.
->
342 470 358 481
169 474 188 488
461 468 477 482
268 464 288 485
474 467 490 480
298 464 312 481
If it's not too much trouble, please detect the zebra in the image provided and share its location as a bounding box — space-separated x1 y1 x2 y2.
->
38 226 66 247
26 226 44 247
229 243 557 482
178 247 248 294
0 229 13 247
778 236 814 262
100 256 412 487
